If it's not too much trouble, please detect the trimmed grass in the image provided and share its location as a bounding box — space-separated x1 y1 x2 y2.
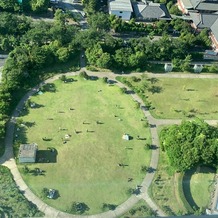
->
0 165 43 217
183 166 215 209
16 76 151 215
119 199 157 217
147 78 218 119
149 150 188 216
119 76 218 119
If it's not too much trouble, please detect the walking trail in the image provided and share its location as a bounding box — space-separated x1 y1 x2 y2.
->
1 69 218 217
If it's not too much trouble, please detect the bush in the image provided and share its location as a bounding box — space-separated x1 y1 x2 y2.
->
59 75 67 82
79 71 89 80
102 77 108 83
120 87 127 94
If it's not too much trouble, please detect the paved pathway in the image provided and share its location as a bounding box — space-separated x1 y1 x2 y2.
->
1 69 218 217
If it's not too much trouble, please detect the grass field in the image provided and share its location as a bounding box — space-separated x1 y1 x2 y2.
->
147 78 218 119
119 76 218 119
16 76 151 214
119 199 157 217
183 166 215 209
149 150 188 216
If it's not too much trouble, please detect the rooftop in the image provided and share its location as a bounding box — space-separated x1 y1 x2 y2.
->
19 144 37 159
189 12 218 28
109 0 133 12
133 1 171 20
211 18 218 40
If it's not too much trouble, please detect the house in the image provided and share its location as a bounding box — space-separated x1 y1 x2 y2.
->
178 0 218 14
19 144 38 163
133 1 171 21
189 12 218 29
210 18 218 51
108 0 133 21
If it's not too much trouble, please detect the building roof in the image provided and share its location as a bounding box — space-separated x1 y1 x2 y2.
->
133 1 171 20
182 0 193 9
211 18 218 41
19 144 37 159
109 0 133 12
189 0 218 10
189 12 218 28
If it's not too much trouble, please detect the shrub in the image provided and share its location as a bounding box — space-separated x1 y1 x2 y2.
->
79 71 89 80
59 75 67 82
120 87 127 94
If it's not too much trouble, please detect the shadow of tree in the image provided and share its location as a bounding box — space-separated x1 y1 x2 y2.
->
36 149 58 163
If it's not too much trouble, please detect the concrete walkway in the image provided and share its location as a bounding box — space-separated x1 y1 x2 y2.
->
1 69 218 217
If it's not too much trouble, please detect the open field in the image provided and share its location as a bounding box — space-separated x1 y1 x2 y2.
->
183 166 215 209
16 76 151 214
118 76 218 119
147 78 218 119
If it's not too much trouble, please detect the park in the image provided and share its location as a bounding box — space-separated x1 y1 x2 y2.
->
14 75 151 214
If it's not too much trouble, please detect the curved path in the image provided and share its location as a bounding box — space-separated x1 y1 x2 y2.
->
1 69 218 217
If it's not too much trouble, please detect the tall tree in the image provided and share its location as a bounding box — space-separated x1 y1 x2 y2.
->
160 119 218 172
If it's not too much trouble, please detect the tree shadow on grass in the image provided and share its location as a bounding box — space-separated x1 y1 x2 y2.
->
183 168 199 210
36 149 58 163
182 166 215 210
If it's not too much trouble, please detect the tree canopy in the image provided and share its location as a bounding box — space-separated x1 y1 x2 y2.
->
160 119 218 172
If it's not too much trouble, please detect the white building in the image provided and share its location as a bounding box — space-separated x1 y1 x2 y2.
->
108 0 133 21
164 63 173 72
19 144 37 163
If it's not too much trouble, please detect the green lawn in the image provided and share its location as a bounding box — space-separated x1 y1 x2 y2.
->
119 199 157 217
147 78 218 119
0 165 43 217
149 150 188 216
183 166 215 209
16 76 151 215
119 76 218 119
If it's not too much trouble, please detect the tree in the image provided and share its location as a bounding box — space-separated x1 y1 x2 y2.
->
180 54 192 72
160 119 218 172
30 0 49 13
87 12 110 31
56 47 70 62
79 71 89 80
0 0 19 12
70 202 89 214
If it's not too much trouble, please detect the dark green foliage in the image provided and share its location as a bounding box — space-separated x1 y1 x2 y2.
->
102 77 108 83
87 13 110 31
120 87 127 94
59 75 67 82
141 165 148 173
41 188 49 199
0 166 44 217
70 201 89 214
79 71 89 80
102 203 117 211
160 119 218 172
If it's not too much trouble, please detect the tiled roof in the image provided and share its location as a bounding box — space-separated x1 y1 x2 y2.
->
109 0 133 12
211 18 218 41
133 1 171 19
189 12 218 28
